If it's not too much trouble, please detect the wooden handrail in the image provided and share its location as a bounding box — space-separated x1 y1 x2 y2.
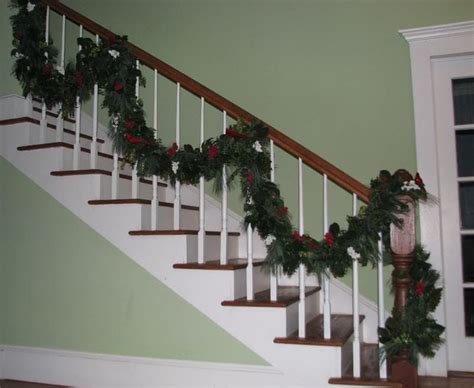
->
43 0 370 203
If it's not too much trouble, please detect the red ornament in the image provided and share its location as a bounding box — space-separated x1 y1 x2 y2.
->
276 207 288 216
114 82 124 92
306 240 320 250
75 71 85 87
124 133 150 145
109 36 122 45
415 281 425 296
167 142 178 157
246 172 255 185
207 145 219 160
292 231 305 242
126 121 135 130
42 63 53 76
415 173 424 186
324 232 335 246
225 127 247 139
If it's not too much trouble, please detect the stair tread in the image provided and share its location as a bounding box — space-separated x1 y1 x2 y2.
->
33 106 76 123
274 314 364 346
222 286 320 308
173 259 265 270
129 229 240 236
50 170 167 187
89 199 198 211
328 377 400 387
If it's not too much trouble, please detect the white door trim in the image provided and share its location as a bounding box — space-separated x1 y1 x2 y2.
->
399 20 474 377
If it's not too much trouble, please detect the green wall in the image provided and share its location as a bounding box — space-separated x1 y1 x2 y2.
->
0 156 266 365
1 0 473 355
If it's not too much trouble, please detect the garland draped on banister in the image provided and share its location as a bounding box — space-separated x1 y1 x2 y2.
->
10 0 444 366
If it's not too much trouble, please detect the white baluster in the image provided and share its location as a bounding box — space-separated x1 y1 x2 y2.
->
55 14 66 142
323 173 332 339
151 69 159 229
131 60 140 199
246 224 254 300
270 139 278 301
198 97 205 264
378 234 387 379
90 35 99 168
298 157 306 338
352 193 361 378
111 147 119 200
173 82 181 230
39 6 49 143
220 111 228 265
73 25 83 170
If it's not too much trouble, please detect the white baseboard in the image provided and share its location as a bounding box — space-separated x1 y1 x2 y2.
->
0 345 291 387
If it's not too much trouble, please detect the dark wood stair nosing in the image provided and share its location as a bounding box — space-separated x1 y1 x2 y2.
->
221 286 321 308
33 106 76 123
273 314 365 347
173 259 264 271
328 377 401 387
89 200 198 211
1 115 105 143
129 229 240 236
49 169 166 187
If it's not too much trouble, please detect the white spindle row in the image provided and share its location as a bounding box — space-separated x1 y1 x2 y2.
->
298 157 306 338
378 235 387 379
323 173 331 339
220 111 228 265
73 24 83 170
151 69 159 230
39 5 50 143
269 139 278 302
352 194 361 378
174 83 181 230
90 35 99 169
55 14 66 142
198 97 206 264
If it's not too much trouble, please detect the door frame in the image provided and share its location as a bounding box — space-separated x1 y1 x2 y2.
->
400 21 474 377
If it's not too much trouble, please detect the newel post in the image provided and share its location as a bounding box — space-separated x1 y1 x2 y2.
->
389 170 418 388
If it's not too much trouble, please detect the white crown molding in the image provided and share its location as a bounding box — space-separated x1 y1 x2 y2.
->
399 20 474 43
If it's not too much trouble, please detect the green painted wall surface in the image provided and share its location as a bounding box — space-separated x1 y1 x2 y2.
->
0 156 266 365
1 0 473 330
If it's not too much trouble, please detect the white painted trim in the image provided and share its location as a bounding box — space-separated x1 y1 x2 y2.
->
400 21 474 42
0 345 287 387
399 20 474 377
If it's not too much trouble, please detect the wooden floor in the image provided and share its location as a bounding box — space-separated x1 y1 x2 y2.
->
419 376 474 388
1 377 473 387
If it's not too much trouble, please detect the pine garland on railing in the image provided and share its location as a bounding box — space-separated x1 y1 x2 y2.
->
10 0 444 366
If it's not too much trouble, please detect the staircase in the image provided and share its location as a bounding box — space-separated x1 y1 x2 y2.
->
0 1 403 387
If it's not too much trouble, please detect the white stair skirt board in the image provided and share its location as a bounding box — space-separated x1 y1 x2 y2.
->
0 95 381 387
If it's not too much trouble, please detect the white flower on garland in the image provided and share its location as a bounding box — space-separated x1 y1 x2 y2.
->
347 246 361 260
14 52 24 59
27 2 35 12
401 180 420 192
171 161 180 174
264 234 276 246
108 49 120 59
246 196 254 205
112 115 120 130
252 141 263 153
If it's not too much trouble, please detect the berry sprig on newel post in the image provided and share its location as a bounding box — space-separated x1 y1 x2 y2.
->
10 0 444 366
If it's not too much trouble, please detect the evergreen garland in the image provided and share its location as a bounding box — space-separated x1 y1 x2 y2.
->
10 0 445 366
